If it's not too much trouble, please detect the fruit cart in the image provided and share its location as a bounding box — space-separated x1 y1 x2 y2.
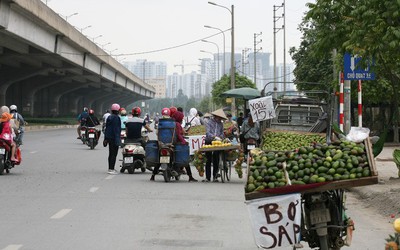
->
197 144 241 182
245 129 378 199
244 128 378 249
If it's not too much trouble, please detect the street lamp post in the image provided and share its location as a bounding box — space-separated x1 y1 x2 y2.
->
92 35 102 42
200 50 218 83
204 25 225 76
208 2 235 115
79 25 92 33
109 48 118 55
101 42 111 50
201 40 220 80
65 12 78 21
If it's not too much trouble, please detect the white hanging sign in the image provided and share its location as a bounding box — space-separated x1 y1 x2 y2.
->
246 193 302 249
248 96 276 122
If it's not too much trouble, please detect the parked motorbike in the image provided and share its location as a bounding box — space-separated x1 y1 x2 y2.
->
120 131 149 174
300 189 353 250
85 127 100 150
0 139 21 175
245 137 258 166
120 140 146 174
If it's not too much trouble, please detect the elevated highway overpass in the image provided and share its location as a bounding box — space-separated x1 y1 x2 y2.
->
0 0 155 117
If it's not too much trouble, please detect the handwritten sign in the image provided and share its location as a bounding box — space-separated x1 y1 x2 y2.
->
248 96 276 122
246 193 301 249
185 135 206 155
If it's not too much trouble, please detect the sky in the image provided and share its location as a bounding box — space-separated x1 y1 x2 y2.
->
46 0 314 75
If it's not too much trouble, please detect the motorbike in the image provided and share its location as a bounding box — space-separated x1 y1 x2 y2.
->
80 126 87 144
158 143 183 182
300 189 353 250
120 131 148 174
120 129 126 147
85 127 100 150
0 139 21 175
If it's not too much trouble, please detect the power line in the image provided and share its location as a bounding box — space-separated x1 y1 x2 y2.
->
60 29 231 57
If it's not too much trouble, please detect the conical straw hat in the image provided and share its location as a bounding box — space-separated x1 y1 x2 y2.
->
211 109 227 120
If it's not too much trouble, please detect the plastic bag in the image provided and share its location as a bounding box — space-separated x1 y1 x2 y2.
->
346 127 370 143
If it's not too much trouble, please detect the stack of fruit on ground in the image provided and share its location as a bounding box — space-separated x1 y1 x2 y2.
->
186 123 238 136
245 136 373 193
192 150 205 176
385 218 400 250
232 150 245 178
262 130 326 151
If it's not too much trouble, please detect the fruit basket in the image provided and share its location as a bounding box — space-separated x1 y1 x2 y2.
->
245 131 378 200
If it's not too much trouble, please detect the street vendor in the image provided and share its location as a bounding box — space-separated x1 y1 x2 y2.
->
203 108 227 182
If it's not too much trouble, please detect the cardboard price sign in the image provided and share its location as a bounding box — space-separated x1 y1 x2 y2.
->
246 193 301 249
248 96 276 122
185 135 205 155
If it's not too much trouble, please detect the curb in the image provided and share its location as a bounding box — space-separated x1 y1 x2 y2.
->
25 125 77 131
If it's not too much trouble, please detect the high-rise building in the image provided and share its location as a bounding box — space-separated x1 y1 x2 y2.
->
123 60 167 99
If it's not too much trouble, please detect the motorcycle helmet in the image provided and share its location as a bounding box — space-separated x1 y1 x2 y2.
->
169 106 177 116
132 107 141 116
83 107 88 112
10 105 17 111
89 109 95 115
111 103 120 111
162 107 171 117
120 109 127 115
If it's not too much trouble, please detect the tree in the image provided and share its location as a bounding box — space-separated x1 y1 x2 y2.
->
211 73 256 108
302 0 400 142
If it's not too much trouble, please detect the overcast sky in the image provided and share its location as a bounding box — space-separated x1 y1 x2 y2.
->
47 0 314 74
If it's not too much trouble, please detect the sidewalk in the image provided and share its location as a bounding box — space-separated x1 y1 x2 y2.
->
349 144 400 219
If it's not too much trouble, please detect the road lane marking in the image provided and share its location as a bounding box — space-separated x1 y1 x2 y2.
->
2 245 23 250
30 151 38 154
89 187 99 193
105 175 115 180
50 209 72 219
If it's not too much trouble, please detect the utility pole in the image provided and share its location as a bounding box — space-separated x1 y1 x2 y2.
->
254 32 262 86
283 0 286 93
273 3 284 98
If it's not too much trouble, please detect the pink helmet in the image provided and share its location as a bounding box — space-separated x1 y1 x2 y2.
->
111 103 120 111
161 107 171 116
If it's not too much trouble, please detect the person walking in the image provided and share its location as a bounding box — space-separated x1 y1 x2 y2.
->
104 103 122 174
204 109 227 182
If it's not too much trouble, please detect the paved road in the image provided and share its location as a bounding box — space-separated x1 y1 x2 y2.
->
0 128 394 250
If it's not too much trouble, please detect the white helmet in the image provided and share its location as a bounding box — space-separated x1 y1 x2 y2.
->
10 105 17 111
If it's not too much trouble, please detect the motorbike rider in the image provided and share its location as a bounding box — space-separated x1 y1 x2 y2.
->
0 112 18 162
171 110 198 182
120 108 128 130
104 103 122 174
84 109 101 139
9 105 25 145
77 107 89 139
125 107 153 148
154 113 160 129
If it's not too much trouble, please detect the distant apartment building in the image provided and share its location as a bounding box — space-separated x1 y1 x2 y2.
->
123 60 167 99
145 78 166 98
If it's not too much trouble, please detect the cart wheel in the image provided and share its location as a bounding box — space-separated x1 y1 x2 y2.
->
225 161 232 181
219 161 226 183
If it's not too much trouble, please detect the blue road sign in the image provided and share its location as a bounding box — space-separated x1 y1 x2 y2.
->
343 53 375 80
